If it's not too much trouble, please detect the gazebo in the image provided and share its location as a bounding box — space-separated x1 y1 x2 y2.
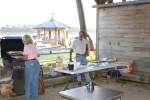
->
33 17 71 46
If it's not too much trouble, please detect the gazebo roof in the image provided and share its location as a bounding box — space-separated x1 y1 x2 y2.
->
33 18 71 29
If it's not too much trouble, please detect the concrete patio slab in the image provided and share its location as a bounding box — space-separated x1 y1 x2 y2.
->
1 79 150 100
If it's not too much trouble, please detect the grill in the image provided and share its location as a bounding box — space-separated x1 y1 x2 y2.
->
1 36 25 95
1 36 24 69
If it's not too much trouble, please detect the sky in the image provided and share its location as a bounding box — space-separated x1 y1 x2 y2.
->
0 0 97 28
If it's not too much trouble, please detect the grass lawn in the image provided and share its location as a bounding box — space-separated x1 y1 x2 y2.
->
0 51 96 72
39 51 96 72
38 52 74 66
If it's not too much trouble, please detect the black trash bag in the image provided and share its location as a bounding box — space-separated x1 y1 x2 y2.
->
107 70 122 78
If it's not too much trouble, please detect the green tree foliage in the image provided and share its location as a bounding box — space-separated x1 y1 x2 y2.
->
0 24 34 33
0 25 95 33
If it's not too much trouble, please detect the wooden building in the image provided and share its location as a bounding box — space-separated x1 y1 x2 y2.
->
93 0 150 81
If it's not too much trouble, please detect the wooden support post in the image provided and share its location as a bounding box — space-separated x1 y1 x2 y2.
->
44 29 46 41
49 30 51 39
37 30 41 40
63 29 66 47
55 28 58 45
66 30 68 39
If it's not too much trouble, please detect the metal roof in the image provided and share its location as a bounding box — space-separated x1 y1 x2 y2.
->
33 18 71 29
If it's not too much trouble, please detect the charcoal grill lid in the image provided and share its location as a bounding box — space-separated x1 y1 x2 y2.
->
1 38 24 59
2 36 22 39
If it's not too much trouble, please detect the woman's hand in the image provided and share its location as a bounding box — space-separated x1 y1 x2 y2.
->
12 56 22 60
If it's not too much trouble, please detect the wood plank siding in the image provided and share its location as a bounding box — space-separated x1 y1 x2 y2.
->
98 3 150 73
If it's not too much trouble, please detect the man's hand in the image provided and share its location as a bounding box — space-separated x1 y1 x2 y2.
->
69 57 72 61
85 34 88 37
83 32 89 38
69 58 73 62
86 34 93 46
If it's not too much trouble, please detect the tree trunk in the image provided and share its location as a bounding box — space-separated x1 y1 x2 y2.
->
76 0 87 32
76 0 89 56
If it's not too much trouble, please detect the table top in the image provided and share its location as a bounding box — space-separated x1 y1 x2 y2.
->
59 86 123 100
54 62 128 74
